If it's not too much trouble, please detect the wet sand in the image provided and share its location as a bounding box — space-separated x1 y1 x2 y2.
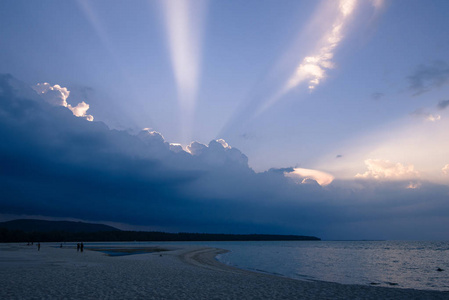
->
0 243 447 299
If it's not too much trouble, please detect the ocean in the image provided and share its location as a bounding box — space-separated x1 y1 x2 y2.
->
213 240 449 291
82 240 449 291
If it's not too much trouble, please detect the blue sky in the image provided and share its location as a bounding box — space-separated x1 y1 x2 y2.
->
1 0 449 239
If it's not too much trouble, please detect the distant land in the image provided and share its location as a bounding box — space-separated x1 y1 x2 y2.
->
0 219 320 242
0 219 120 233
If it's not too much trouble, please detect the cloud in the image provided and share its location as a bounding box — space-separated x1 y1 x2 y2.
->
2 74 449 239
32 82 94 121
356 159 419 180
169 143 184 153
437 100 449 110
411 108 441 122
406 182 421 189
285 0 357 92
408 61 449 95
33 82 69 106
442 164 449 175
285 168 335 186
68 102 94 121
256 0 363 115
371 92 384 100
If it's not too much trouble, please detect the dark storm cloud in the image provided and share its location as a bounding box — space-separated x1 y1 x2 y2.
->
408 61 449 95
1 74 449 240
437 99 449 110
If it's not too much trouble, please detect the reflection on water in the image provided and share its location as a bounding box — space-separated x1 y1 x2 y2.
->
216 241 449 291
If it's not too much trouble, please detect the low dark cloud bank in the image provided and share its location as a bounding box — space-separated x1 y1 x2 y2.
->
1 74 449 240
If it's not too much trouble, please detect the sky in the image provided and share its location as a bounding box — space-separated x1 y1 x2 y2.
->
1 0 449 240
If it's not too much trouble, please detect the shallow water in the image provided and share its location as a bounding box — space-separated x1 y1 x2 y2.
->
74 240 449 291
214 240 449 291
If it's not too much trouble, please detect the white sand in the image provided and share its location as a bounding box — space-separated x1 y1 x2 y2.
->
1 243 448 299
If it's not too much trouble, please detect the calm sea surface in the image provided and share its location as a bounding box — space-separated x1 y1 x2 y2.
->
213 241 449 291
84 240 449 291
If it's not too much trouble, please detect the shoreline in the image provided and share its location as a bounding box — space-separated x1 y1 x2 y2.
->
1 243 448 299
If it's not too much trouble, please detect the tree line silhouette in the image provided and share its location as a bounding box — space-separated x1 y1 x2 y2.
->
0 228 320 243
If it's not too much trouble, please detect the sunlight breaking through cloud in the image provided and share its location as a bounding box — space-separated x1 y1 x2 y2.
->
160 0 207 144
32 83 94 121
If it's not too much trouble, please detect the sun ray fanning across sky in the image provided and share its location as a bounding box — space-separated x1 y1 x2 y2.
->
255 0 358 117
218 0 385 139
160 0 207 144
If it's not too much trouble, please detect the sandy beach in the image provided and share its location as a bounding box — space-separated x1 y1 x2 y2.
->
0 243 447 299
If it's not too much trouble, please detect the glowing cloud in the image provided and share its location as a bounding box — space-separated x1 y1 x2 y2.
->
33 83 69 106
32 83 94 121
160 0 207 143
442 164 449 175
169 143 184 153
406 182 421 189
215 139 231 149
285 168 335 186
255 0 359 116
411 108 441 122
286 0 356 92
356 159 419 180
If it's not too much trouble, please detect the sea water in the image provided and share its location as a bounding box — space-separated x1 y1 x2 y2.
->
81 240 449 291
213 240 449 291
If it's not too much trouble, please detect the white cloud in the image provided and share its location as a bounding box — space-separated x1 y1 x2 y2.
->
285 167 335 186
286 0 357 92
356 159 419 180
169 143 184 153
442 164 449 175
406 182 421 189
32 83 94 121
215 139 231 149
67 102 93 121
411 108 441 122
255 0 362 116
33 83 69 106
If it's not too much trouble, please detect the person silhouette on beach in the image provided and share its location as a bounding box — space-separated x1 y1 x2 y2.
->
37 243 40 251
77 243 80 252
80 242 84 253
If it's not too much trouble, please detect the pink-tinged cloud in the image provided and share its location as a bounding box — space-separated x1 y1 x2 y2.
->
285 168 335 186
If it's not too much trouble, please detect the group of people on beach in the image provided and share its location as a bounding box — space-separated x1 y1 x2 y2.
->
27 241 85 252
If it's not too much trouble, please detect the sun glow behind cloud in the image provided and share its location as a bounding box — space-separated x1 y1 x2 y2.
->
160 0 207 144
33 83 94 121
313 107 449 184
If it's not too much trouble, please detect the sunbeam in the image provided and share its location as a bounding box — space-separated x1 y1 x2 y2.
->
160 0 207 144
255 0 358 116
